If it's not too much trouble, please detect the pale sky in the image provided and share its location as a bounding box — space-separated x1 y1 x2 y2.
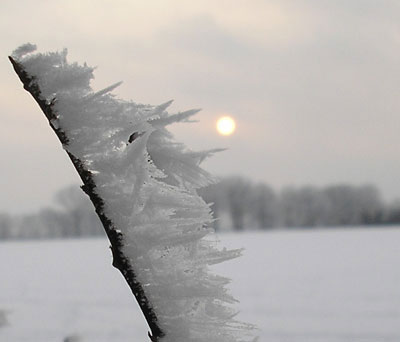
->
1 0 399 214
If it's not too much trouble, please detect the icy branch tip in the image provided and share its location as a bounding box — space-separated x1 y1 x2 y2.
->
11 43 37 59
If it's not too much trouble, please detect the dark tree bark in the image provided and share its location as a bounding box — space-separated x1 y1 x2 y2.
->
9 56 164 341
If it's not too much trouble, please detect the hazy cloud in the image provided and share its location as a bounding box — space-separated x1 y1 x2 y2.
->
1 0 399 213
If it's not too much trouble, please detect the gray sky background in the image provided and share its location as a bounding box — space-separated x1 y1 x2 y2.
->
1 0 399 214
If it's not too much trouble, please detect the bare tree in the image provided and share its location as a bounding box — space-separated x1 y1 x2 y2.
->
0 213 12 240
249 183 278 229
223 177 252 231
55 186 102 237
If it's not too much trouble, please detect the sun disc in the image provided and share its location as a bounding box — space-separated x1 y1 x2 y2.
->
216 116 236 136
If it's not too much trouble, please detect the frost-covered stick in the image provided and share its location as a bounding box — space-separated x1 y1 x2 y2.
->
8 55 164 342
9 44 256 342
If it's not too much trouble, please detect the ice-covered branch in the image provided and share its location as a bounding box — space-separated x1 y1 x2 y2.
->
9 52 164 342
9 44 255 342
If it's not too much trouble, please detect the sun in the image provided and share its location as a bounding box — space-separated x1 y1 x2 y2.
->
216 116 236 136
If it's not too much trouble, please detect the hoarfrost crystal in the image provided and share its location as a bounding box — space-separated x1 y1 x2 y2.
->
10 44 256 342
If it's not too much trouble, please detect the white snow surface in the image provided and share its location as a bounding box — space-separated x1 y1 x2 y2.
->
1 228 400 341
12 44 255 341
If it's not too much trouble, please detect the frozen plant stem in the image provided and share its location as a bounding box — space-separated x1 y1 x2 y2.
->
8 56 164 341
9 44 256 342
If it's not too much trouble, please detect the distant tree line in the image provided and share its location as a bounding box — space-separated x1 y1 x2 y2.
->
1 178 400 240
0 186 103 240
199 177 400 231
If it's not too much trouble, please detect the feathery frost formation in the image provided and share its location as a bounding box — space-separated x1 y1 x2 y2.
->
11 44 255 342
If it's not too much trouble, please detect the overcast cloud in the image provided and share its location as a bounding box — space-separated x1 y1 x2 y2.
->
1 0 399 213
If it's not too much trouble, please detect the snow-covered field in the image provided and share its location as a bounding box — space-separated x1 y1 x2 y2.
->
1 227 400 341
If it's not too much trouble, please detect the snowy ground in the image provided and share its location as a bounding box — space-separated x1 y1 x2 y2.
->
1 227 400 341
